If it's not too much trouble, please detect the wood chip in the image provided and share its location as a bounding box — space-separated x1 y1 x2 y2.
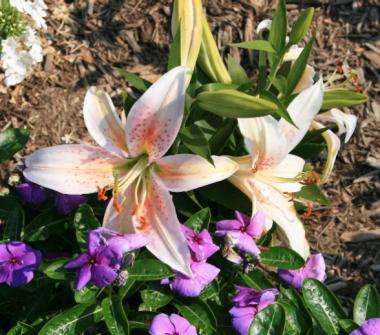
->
341 229 380 242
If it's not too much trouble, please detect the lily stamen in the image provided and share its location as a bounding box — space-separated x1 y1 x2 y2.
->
97 186 108 201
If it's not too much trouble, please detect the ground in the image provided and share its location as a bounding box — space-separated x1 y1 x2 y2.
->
0 0 379 306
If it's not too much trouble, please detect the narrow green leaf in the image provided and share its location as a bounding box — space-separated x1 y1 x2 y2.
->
232 40 275 53
102 296 129 335
75 286 99 304
113 67 151 92
260 247 305 269
260 91 296 126
38 304 102 335
239 271 274 290
197 90 278 118
0 128 29 163
353 284 380 325
168 28 181 70
209 118 237 155
278 299 310 335
42 258 75 281
269 0 287 52
302 279 346 335
289 8 314 45
322 89 368 110
180 124 212 162
249 303 285 335
140 282 174 310
227 55 249 85
339 319 359 333
2 201 24 241
128 259 174 281
286 36 314 95
73 204 101 251
184 208 211 232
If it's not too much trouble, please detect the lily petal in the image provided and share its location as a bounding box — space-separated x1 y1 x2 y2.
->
83 87 128 157
293 65 315 94
252 179 310 258
315 108 357 143
155 154 239 192
126 66 187 161
133 176 192 275
24 144 122 194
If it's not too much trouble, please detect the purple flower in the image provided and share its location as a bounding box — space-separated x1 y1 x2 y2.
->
0 241 42 288
350 318 380 335
162 260 220 297
216 211 265 256
278 253 326 289
16 180 48 205
65 228 149 290
181 225 219 262
54 193 86 215
150 313 197 335
229 286 278 335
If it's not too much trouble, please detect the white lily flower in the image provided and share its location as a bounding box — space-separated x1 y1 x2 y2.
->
229 80 324 259
256 19 272 35
9 0 47 29
24 67 239 275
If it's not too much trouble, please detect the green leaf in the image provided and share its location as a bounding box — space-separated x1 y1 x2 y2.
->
102 296 129 335
180 124 212 162
259 247 305 269
322 89 368 110
73 204 101 251
140 282 174 310
196 83 239 94
197 90 277 118
227 55 249 85
1 199 24 241
113 67 151 92
239 271 274 290
184 208 211 232
0 128 29 163
269 0 287 52
209 119 237 155
231 40 275 53
174 298 217 335
295 184 330 206
339 319 359 333
302 279 346 335
23 210 68 242
74 286 99 304
42 258 75 281
289 8 315 45
128 312 155 330
38 304 103 335
249 303 285 335
168 28 181 70
128 259 174 281
278 299 311 335
353 284 380 325
260 91 295 126
286 36 314 95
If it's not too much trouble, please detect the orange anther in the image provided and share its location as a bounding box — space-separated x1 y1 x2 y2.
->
113 196 123 213
302 202 313 218
336 61 343 74
311 171 319 184
97 186 108 201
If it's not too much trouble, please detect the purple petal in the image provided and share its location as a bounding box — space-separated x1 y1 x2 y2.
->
230 306 256 335
16 249 42 270
302 253 326 282
169 314 197 335
149 313 175 335
8 268 34 287
258 290 278 311
181 224 195 236
236 234 261 255
0 264 11 283
107 234 150 255
350 318 380 335
16 182 48 205
278 269 304 289
55 193 86 215
75 263 92 290
170 273 203 298
6 241 30 258
192 262 220 288
65 253 91 269
91 264 118 288
246 211 265 239
215 220 242 236
0 244 11 262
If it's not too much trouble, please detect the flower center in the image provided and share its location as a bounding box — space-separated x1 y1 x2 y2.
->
89 258 96 265
240 226 247 233
10 257 18 265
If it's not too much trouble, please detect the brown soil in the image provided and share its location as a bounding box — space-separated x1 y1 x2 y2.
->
0 0 379 302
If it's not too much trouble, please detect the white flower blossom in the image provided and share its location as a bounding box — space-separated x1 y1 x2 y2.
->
9 0 47 29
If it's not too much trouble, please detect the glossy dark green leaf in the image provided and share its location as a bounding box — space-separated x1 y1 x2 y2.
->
42 258 75 281
239 271 274 290
353 284 380 325
289 8 314 44
302 279 346 335
322 89 368 110
113 67 151 92
174 298 217 335
74 286 99 304
339 319 359 333
38 304 103 335
209 118 237 155
249 303 285 335
102 296 129 335
180 124 211 161
0 128 29 163
184 208 211 232
278 299 311 335
292 143 326 160
2 200 24 241
197 90 277 118
286 36 314 95
232 40 275 53
128 259 174 281
295 184 330 206
128 312 155 330
73 204 101 251
269 0 287 52
227 55 249 85
260 247 305 269
140 282 174 310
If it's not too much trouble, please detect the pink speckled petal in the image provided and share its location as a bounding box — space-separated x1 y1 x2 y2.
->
125 66 187 161
83 87 128 157
132 176 192 275
155 154 238 192
24 144 122 194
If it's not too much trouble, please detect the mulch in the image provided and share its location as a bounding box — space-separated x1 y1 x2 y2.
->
0 0 379 304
